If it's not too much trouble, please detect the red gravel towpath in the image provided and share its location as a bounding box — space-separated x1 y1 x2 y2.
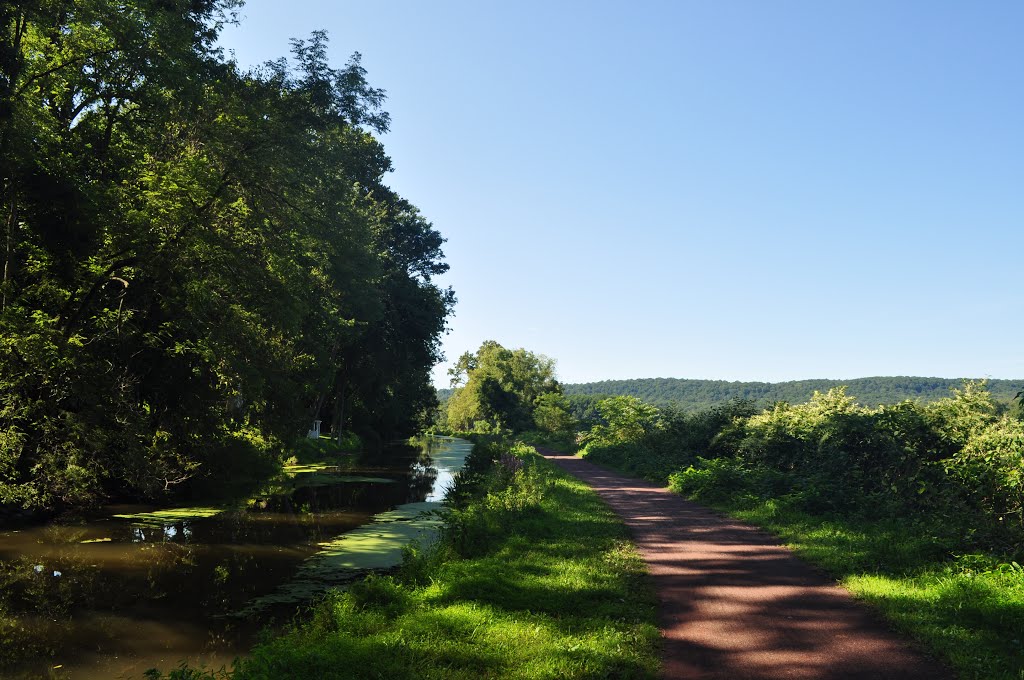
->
539 450 953 680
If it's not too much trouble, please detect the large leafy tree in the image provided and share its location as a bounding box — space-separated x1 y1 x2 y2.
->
0 5 452 508
446 341 560 432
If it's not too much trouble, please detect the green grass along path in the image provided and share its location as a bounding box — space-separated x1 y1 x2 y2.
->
538 449 952 680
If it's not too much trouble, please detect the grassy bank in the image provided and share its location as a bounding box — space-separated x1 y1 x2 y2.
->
583 445 1024 679
684 493 1024 680
167 440 659 679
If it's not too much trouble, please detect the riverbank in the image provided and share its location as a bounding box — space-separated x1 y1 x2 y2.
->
174 439 660 679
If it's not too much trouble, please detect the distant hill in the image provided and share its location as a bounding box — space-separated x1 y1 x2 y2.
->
561 377 1022 411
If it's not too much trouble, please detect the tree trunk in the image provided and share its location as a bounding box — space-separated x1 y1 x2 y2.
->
310 345 340 422
335 381 347 444
1 197 16 313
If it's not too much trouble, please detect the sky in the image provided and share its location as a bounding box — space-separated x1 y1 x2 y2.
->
218 1 1024 386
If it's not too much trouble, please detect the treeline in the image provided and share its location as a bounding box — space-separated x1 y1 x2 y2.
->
0 2 452 509
565 376 1022 411
581 385 1024 554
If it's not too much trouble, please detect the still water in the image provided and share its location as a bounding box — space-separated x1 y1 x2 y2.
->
0 436 470 679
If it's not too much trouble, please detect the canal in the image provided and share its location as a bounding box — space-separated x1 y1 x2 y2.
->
0 436 471 679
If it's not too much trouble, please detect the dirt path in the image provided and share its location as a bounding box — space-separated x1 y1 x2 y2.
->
539 451 952 680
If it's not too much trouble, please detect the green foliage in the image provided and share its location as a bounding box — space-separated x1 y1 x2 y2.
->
587 381 1024 553
175 440 659 679
565 376 1022 411
669 458 790 505
581 396 661 448
516 428 576 453
943 413 1024 532
444 443 551 557
582 398 756 483
445 342 560 433
0 5 452 509
587 381 1024 678
290 434 362 464
531 392 577 439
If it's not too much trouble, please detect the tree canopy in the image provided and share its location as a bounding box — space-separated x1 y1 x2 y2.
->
445 341 561 433
0 2 453 508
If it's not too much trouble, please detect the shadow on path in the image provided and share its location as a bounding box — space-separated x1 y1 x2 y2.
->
539 451 953 680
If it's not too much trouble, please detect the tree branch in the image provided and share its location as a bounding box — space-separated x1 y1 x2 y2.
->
14 49 117 97
61 255 139 338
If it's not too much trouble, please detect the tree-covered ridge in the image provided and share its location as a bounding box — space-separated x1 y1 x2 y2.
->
564 376 1022 411
0 2 453 509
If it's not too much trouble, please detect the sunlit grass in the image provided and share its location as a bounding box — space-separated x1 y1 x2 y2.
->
720 501 1024 680
164 446 660 679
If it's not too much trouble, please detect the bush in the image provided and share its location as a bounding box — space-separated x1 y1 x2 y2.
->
585 382 1024 555
669 458 790 506
445 442 550 557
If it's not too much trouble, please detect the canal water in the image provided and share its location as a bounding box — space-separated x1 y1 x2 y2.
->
0 436 471 679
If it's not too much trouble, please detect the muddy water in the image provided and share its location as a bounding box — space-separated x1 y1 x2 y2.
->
0 436 470 679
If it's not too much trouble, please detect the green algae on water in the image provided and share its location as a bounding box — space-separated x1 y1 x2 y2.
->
235 437 471 617
235 501 447 616
307 502 445 570
313 475 395 484
111 507 225 525
282 463 342 474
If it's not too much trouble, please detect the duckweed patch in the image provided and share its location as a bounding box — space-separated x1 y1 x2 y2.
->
111 507 226 525
237 502 447 616
281 463 342 474
191 441 660 680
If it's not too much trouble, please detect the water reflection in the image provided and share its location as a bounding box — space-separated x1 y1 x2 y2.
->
0 436 468 680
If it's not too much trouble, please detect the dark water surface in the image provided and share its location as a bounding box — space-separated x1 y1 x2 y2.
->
0 436 470 679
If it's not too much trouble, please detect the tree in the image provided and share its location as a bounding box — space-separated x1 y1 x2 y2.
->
533 392 577 438
584 396 662 447
0 6 452 508
445 341 560 432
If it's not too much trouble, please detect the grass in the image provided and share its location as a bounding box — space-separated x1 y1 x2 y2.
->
717 500 1024 680
580 450 1024 679
287 433 362 465
163 442 660 680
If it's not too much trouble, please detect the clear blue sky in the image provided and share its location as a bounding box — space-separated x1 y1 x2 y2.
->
219 1 1023 385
